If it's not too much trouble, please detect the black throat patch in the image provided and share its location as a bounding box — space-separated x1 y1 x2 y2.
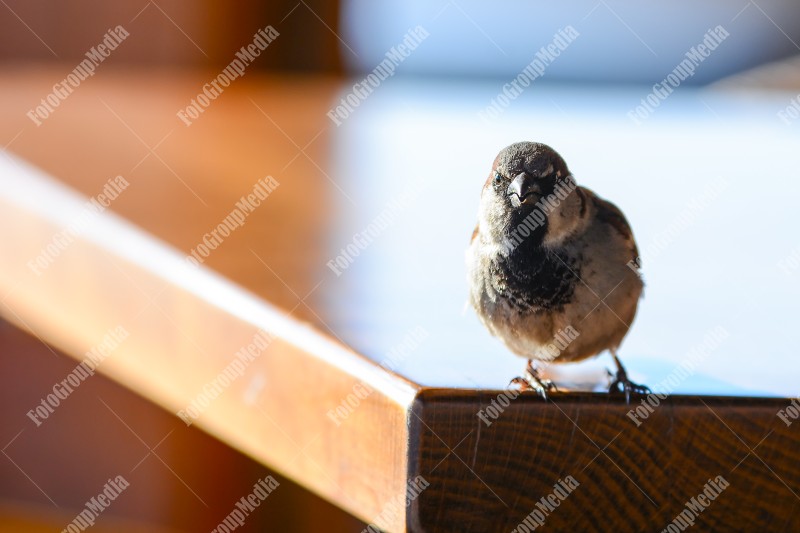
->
489 241 580 313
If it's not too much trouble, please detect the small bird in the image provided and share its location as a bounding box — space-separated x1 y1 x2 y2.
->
466 141 648 401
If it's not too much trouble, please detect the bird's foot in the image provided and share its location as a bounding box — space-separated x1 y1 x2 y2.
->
607 368 650 405
510 361 558 400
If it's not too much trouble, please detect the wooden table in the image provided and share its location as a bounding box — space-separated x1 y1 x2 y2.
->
1 67 799 531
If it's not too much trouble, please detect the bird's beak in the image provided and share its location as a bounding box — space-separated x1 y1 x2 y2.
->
506 172 540 208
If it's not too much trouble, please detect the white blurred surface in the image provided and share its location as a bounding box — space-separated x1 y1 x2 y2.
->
322 79 800 397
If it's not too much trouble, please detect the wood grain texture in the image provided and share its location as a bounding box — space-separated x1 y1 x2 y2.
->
1 68 799 532
410 390 800 532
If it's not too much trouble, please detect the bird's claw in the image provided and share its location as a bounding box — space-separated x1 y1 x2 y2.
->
509 369 558 401
607 368 650 404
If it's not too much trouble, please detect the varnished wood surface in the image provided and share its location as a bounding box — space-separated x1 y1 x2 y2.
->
2 67 418 530
411 391 800 531
0 318 367 532
1 67 800 531
0 151 415 531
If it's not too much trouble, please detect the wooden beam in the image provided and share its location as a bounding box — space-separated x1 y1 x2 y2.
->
0 157 417 532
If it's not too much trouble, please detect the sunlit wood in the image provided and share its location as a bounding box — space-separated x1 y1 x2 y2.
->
1 68 799 531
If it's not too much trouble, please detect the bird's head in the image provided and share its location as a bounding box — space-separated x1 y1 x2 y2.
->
478 142 584 251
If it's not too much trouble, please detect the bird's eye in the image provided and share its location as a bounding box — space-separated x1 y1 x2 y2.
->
493 173 502 184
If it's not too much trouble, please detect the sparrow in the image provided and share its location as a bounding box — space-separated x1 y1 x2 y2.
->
466 141 648 402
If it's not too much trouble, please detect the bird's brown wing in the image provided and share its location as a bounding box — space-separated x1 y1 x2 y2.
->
589 191 640 264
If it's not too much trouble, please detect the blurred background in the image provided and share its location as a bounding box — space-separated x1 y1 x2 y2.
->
1 0 799 531
2 0 800 80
